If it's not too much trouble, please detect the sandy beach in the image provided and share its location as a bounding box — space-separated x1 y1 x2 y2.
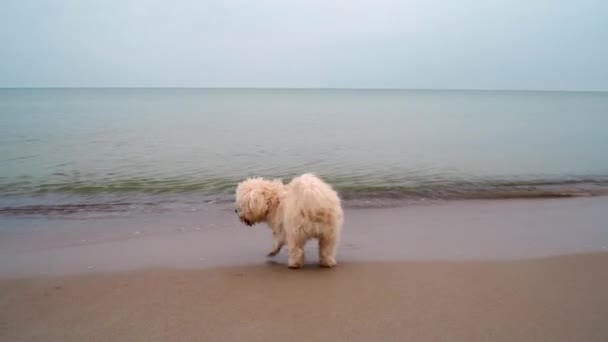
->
2 197 608 341
2 254 608 341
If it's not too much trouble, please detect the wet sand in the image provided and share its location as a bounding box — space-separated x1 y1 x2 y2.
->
1 197 608 341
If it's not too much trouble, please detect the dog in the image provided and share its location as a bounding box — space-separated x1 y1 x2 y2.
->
235 173 344 269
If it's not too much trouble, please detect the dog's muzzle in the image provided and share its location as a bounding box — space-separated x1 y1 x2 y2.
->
236 210 253 226
240 217 253 226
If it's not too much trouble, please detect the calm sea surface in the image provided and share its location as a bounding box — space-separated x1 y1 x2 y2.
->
1 88 607 215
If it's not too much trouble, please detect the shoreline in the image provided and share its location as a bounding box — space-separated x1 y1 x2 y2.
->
1 196 607 278
2 181 608 216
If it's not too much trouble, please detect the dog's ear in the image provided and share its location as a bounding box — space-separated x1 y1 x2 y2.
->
247 190 268 219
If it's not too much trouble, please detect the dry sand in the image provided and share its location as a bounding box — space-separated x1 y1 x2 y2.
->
1 254 608 341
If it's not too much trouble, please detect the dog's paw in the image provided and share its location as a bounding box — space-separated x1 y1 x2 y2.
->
288 258 304 269
319 257 337 268
288 263 303 269
266 250 279 257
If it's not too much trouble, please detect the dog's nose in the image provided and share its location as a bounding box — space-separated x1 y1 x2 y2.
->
234 209 238 213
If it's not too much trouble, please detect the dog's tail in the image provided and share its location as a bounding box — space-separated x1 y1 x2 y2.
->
287 173 341 211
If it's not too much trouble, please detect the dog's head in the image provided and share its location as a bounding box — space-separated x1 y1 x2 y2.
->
235 177 282 226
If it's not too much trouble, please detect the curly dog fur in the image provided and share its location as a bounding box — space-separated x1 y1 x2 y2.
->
235 173 344 269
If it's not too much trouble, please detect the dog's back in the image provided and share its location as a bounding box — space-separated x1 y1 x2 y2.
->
281 173 344 268
284 173 343 231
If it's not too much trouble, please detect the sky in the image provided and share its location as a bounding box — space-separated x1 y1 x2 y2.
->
1 0 607 90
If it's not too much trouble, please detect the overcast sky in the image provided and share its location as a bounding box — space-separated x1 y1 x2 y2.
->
1 0 606 90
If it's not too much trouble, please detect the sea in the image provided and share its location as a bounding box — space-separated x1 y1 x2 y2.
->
1 88 607 216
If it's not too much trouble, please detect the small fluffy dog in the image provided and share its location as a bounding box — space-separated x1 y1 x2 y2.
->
235 173 344 269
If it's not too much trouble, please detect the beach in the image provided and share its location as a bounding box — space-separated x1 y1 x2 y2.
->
2 88 608 340
2 197 608 341
2 255 608 342
3 0 608 340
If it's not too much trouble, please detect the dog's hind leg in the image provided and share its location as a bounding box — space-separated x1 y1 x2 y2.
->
318 232 338 268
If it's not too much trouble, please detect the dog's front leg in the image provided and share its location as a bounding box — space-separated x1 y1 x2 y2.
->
267 231 285 257
266 241 284 257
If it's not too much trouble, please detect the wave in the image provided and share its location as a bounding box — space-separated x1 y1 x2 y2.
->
2 175 608 196
1 175 608 216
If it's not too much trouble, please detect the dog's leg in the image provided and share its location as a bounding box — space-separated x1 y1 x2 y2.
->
267 239 284 257
319 233 338 268
287 235 305 269
267 229 285 257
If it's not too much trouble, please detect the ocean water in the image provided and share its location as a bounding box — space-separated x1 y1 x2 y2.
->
1 88 607 215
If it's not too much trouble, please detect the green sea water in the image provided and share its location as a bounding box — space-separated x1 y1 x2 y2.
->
1 88 607 214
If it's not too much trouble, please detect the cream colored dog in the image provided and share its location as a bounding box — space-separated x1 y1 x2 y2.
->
235 173 344 269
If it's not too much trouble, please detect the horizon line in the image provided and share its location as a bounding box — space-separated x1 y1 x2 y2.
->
0 86 607 93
